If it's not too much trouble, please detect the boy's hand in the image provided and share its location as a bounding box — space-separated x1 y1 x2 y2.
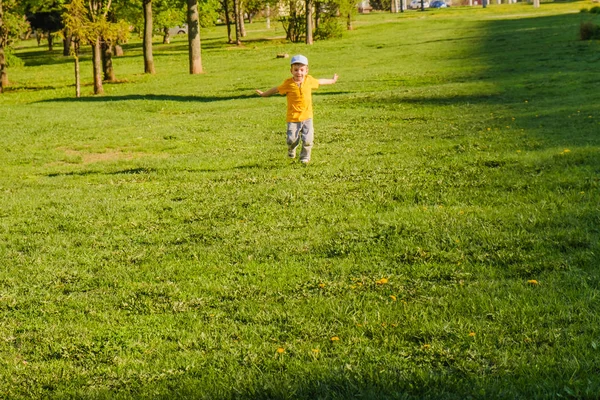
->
256 87 278 97
318 75 339 85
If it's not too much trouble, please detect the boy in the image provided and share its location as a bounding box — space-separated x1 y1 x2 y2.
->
256 55 338 164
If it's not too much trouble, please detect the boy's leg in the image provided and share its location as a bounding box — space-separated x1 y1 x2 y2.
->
299 119 314 164
286 122 301 158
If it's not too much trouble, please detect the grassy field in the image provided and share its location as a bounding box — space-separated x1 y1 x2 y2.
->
1 2 600 398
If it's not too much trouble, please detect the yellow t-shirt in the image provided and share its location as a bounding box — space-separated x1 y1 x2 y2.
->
277 76 320 122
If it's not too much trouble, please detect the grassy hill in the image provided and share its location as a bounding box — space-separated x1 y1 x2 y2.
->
1 2 599 398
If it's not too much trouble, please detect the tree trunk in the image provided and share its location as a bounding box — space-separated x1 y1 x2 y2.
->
143 0 156 73
63 28 72 56
74 41 81 98
47 32 54 51
223 0 233 43
187 0 203 74
92 37 104 94
233 0 242 45
347 12 352 30
102 39 116 82
266 4 270 29
238 0 246 37
0 1 7 92
0 46 6 93
163 26 170 44
306 0 313 44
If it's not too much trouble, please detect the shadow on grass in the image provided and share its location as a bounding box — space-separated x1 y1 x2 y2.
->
4 84 65 92
46 167 159 177
345 93 506 108
44 163 283 177
345 13 600 115
37 93 258 103
37 91 351 104
105 364 588 400
16 48 73 67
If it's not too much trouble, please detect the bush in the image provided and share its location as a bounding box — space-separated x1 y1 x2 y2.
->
315 17 343 40
590 6 600 13
281 15 306 42
369 0 391 11
579 21 600 40
5 48 24 68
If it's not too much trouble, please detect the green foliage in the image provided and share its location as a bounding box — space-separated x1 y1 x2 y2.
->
335 0 359 20
580 5 600 13
111 0 144 33
62 0 129 45
197 0 221 27
0 1 30 47
280 0 306 42
1 3 600 398
20 0 70 13
4 46 23 66
154 2 187 30
246 0 275 20
368 0 390 11
26 11 64 35
315 16 343 39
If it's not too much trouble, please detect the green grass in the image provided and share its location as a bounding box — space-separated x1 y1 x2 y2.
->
1 2 600 399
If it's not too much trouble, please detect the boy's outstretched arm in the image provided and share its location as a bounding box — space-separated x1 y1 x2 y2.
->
256 87 278 97
318 74 338 85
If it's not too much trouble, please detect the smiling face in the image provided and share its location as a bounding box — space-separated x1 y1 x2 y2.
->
290 63 308 83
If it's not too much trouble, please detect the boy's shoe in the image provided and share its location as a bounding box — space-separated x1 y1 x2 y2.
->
288 148 296 159
300 158 310 165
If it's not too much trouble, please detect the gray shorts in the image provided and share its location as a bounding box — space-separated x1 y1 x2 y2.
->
287 119 313 162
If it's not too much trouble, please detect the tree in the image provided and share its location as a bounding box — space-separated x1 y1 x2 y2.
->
232 0 246 44
0 0 6 91
0 0 28 92
314 1 342 40
21 0 73 54
143 0 155 73
281 0 305 42
63 0 87 97
110 0 143 33
27 11 63 51
187 0 202 74
244 0 265 23
334 0 358 30
219 0 233 43
306 0 313 44
62 0 128 95
154 0 186 44
88 0 111 94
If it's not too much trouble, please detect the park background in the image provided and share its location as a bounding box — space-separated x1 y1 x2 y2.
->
1 0 600 398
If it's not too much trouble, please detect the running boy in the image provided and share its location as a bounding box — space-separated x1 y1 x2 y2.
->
256 55 338 164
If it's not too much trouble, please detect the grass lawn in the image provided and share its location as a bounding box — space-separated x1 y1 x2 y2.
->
1 2 599 398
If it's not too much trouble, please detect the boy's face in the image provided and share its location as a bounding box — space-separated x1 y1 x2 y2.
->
290 63 308 82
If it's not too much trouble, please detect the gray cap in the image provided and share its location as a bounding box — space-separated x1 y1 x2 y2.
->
290 54 308 65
